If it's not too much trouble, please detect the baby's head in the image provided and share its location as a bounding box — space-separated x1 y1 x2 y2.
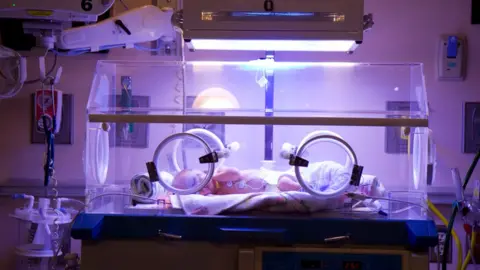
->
172 169 215 195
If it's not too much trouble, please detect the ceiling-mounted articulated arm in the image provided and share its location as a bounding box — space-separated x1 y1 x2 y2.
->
56 5 177 52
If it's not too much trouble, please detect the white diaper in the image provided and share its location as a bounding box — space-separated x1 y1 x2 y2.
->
306 161 351 193
258 161 351 193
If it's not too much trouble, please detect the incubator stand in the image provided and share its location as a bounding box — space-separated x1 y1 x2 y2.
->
76 60 438 270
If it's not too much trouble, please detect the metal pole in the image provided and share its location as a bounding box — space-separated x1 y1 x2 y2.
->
264 51 274 160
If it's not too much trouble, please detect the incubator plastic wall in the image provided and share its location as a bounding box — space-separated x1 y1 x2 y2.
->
85 60 431 219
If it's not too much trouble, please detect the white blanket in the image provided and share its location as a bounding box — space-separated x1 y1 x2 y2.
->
171 191 346 215
169 174 384 215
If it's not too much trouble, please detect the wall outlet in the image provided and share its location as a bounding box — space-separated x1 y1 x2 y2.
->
437 35 465 81
108 95 150 148
463 102 480 153
429 225 452 263
385 101 419 154
30 93 74 144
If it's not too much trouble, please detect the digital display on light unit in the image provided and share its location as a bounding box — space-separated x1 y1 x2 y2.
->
343 261 363 270
301 260 324 269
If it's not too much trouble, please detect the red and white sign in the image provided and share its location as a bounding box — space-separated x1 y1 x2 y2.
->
34 89 63 134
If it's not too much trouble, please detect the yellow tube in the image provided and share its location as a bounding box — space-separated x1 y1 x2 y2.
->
473 231 477 262
426 199 463 270
461 228 477 270
462 251 471 270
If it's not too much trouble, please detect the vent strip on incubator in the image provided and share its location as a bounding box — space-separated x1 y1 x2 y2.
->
88 114 428 127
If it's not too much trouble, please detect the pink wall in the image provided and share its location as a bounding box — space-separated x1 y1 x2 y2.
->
0 0 478 269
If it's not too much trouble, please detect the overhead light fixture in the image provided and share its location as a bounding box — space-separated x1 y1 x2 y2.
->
187 39 359 52
182 0 369 53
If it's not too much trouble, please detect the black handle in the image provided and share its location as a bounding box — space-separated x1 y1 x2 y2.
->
146 162 160 182
115 20 132 35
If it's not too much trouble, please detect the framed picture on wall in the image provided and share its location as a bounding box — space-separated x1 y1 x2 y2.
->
385 101 419 154
107 95 150 148
183 96 225 149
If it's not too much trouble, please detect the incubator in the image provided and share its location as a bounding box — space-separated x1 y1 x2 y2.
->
83 60 431 216
76 60 437 270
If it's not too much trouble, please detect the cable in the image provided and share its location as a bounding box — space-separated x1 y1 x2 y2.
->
347 193 428 213
471 232 478 267
51 44 126 57
118 0 129 10
24 53 57 85
443 150 480 270
463 151 480 191
174 67 185 169
462 227 477 270
427 199 462 270
444 206 460 270
23 44 124 89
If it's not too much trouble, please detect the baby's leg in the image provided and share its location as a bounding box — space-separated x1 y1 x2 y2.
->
277 175 301 192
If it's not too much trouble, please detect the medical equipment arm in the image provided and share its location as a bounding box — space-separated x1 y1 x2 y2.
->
56 5 176 51
1 0 371 52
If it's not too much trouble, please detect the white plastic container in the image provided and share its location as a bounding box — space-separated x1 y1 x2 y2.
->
12 197 72 270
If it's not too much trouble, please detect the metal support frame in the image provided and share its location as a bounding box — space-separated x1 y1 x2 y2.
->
264 52 275 160
264 51 275 160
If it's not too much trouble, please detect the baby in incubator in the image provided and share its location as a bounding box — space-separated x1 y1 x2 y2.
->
172 166 270 195
170 160 385 197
